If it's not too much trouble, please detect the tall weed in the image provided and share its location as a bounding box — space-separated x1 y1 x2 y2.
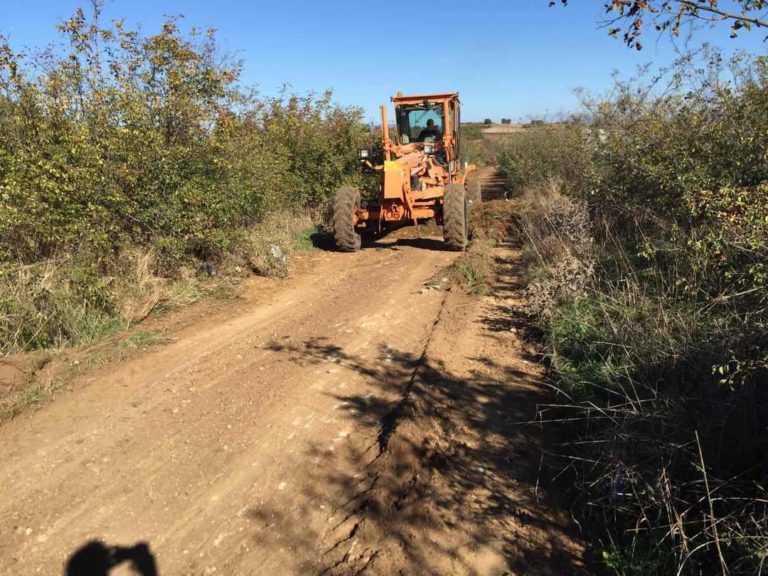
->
507 50 768 574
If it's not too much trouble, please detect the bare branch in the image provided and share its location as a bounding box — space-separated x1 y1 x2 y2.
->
553 0 768 48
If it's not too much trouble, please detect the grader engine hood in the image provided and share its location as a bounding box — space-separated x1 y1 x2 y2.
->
382 151 425 199
383 160 405 199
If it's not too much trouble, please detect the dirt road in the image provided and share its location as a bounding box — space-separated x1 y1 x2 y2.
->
0 175 588 575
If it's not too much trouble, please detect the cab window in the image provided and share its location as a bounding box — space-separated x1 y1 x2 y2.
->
396 105 444 143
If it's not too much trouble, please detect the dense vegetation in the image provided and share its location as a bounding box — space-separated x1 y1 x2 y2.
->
0 5 373 354
497 50 768 574
3 5 766 571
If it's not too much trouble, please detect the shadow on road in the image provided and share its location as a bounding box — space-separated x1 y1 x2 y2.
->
257 269 590 575
65 541 158 576
312 222 452 253
373 236 451 251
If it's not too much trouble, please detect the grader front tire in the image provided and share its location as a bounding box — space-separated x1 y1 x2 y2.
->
443 183 469 251
333 186 362 252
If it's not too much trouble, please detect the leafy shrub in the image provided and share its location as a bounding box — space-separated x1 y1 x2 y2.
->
0 5 373 352
0 7 371 268
506 49 768 574
459 124 485 140
496 124 593 197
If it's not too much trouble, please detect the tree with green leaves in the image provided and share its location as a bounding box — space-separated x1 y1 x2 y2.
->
0 0 372 265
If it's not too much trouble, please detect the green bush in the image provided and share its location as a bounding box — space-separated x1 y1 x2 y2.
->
508 49 768 574
0 6 375 353
0 8 371 268
459 124 485 140
496 124 593 196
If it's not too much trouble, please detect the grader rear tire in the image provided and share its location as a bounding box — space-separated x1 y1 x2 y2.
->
443 183 469 251
333 186 362 252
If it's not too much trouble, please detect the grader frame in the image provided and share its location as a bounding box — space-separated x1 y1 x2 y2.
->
332 92 477 252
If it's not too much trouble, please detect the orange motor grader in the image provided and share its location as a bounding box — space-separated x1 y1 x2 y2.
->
332 92 477 252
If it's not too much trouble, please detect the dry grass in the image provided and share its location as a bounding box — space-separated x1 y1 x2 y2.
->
0 257 125 356
0 248 215 358
240 210 316 278
112 248 169 323
513 181 595 319
512 181 768 575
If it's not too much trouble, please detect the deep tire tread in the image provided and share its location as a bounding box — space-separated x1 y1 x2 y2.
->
443 183 468 251
333 186 362 252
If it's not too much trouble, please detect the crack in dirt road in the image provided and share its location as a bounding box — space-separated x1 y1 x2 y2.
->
374 291 449 459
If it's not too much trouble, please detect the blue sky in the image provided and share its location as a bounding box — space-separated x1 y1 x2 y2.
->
2 0 766 121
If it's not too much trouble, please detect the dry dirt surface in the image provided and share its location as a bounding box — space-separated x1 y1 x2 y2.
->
0 171 591 575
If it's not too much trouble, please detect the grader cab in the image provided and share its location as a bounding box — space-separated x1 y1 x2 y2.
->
332 92 477 252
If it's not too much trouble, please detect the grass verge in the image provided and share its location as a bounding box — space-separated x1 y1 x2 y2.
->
437 200 511 295
0 211 321 421
514 182 768 575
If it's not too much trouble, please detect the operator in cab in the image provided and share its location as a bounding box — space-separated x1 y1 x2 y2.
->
418 119 442 142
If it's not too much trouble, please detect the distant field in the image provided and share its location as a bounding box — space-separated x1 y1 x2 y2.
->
461 122 527 140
